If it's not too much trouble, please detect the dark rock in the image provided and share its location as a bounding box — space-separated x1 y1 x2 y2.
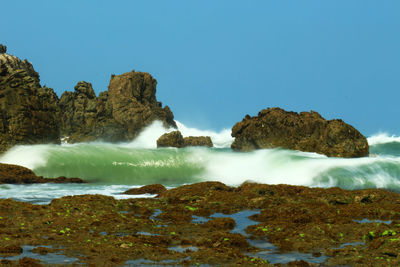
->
231 107 369 158
157 131 184 148
0 52 60 152
123 184 167 195
183 136 213 147
0 163 87 184
0 44 6 54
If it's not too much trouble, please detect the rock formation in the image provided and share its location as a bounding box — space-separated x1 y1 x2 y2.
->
59 71 176 143
0 45 60 153
231 107 369 158
157 131 213 148
0 44 177 150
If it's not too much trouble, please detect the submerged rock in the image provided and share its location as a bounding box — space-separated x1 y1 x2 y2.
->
0 163 86 184
231 107 369 158
157 131 213 148
0 46 60 153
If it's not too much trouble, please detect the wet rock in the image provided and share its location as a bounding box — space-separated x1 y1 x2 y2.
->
123 184 167 195
157 131 184 148
0 50 60 153
231 107 369 158
183 136 213 147
0 163 86 184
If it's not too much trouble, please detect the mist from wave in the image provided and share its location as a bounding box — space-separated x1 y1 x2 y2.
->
1 123 400 192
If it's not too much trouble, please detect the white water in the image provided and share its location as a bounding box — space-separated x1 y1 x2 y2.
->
1 123 400 204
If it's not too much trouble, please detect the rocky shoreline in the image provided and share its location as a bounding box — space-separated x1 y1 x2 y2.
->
0 180 399 266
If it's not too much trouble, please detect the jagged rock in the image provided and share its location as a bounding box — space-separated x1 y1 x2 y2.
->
157 131 184 148
0 51 60 153
0 163 86 184
231 107 369 158
0 47 177 150
107 71 176 140
60 71 177 143
183 136 213 147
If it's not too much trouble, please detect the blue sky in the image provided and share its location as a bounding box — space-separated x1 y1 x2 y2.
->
1 1 399 135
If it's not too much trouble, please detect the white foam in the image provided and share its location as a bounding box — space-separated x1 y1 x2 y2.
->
176 121 234 148
368 133 400 146
122 120 233 149
0 144 51 170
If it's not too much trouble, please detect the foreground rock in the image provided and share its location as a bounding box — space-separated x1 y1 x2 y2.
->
123 184 167 195
157 131 213 148
231 107 369 158
0 181 399 266
0 45 60 153
0 163 86 184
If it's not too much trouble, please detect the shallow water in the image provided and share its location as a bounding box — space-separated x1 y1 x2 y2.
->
0 245 79 264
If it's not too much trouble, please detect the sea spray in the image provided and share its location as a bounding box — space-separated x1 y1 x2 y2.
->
1 122 400 201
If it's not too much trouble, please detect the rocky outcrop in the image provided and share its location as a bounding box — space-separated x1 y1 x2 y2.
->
0 45 177 150
107 71 176 140
157 131 184 148
183 136 213 147
231 107 369 158
0 163 86 184
157 131 213 148
59 71 176 143
0 46 60 153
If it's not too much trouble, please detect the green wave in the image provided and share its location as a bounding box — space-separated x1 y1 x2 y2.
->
33 144 205 186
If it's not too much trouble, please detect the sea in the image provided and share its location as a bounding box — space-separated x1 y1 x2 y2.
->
0 120 399 205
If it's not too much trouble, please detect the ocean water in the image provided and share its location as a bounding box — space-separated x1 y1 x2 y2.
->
1 121 400 204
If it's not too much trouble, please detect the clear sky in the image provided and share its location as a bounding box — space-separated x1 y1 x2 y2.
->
1 1 399 135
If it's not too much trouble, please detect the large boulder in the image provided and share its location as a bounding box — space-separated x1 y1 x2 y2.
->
0 46 60 152
157 131 184 148
59 71 177 143
231 107 369 158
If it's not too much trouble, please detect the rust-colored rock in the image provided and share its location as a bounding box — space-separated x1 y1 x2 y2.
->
231 107 369 158
0 163 86 184
123 184 167 195
183 136 213 147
